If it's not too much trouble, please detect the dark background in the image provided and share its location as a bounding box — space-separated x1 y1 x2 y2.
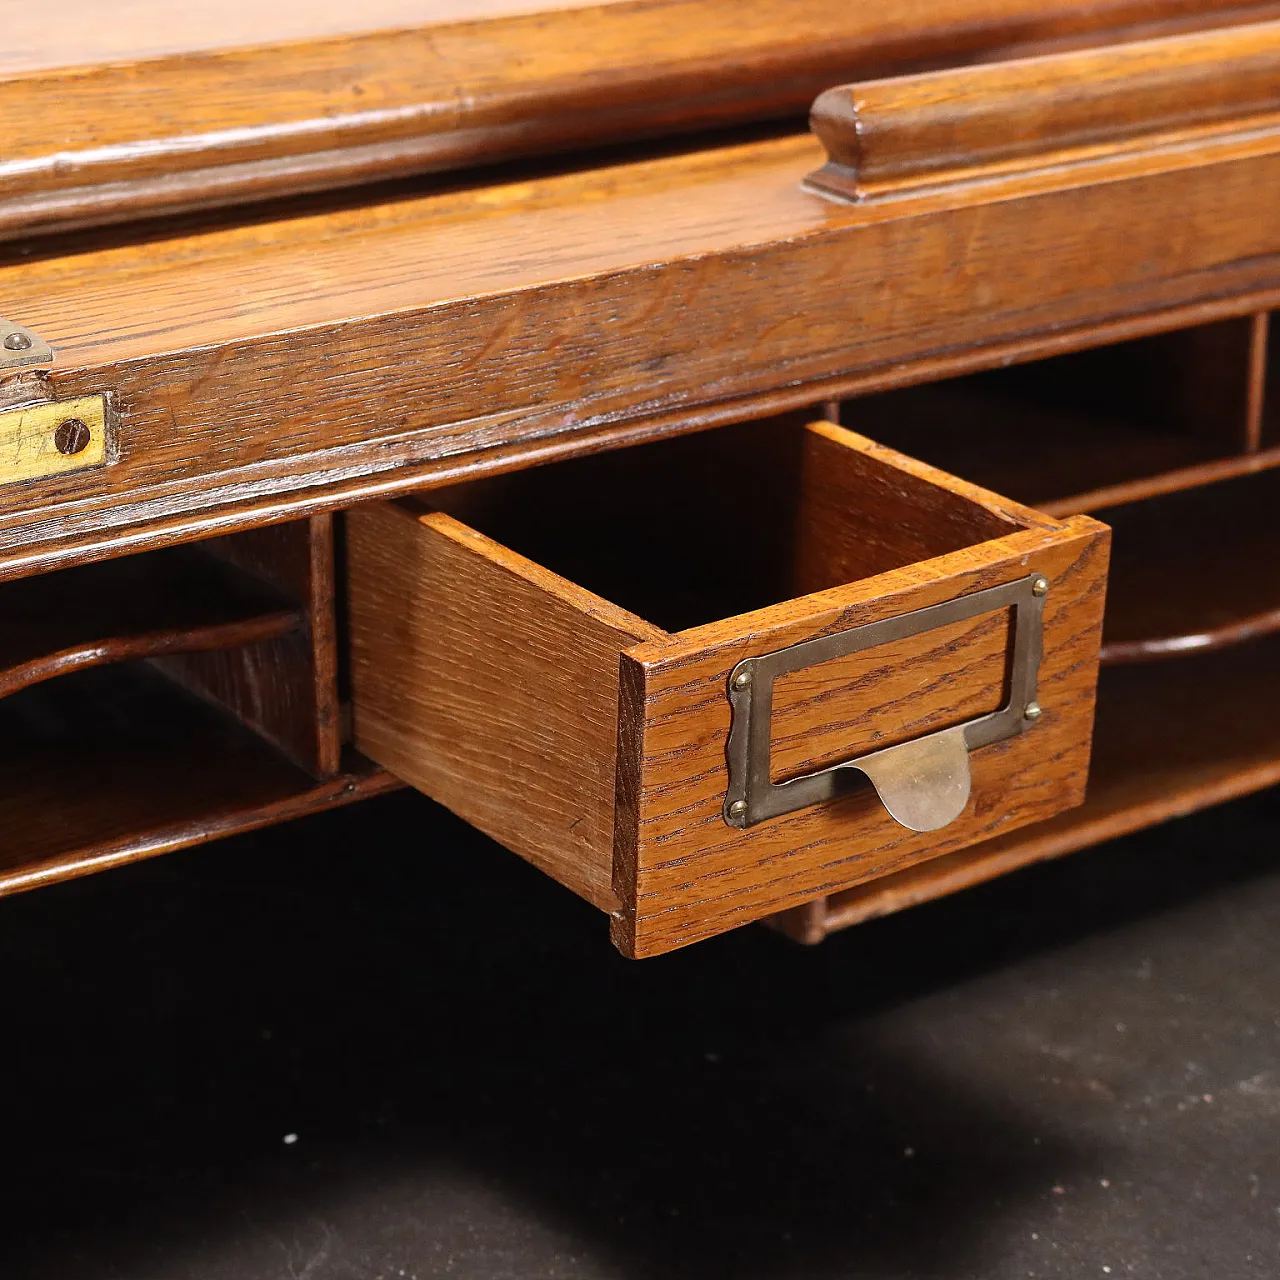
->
2 788 1277 1279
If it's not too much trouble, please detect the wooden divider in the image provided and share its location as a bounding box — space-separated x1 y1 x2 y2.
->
0 515 398 900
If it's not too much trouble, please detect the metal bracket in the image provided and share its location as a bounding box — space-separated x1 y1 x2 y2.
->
723 574 1047 832
0 318 54 373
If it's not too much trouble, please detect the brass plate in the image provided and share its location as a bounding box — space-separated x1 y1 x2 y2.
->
0 396 110 487
723 575 1046 832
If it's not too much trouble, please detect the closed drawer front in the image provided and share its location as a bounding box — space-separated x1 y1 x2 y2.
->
346 415 1110 956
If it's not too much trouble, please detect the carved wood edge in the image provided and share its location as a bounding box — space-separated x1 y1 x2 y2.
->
806 18 1280 202
7 2 1280 239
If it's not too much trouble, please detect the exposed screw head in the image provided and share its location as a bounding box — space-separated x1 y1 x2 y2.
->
1032 575 1050 597
3 331 32 352
1024 701 1043 721
733 670 752 689
729 799 748 818
54 418 91 456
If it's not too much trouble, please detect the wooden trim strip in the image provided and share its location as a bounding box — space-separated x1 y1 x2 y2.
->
809 18 1280 201
5 0 1279 238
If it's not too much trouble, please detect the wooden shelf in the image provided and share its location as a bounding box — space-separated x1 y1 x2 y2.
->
0 544 302 698
773 636 1280 941
0 662 398 894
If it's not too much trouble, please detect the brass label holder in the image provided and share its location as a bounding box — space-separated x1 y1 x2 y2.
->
723 575 1047 832
0 395 111 487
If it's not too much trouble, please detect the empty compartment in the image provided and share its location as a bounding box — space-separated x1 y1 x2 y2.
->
1099 467 1280 664
0 519 391 896
839 318 1262 515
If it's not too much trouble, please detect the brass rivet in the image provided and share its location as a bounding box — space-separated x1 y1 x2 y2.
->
733 670 752 689
1024 701 1043 721
3 332 32 352
1032 576 1050 597
54 418 91 456
729 799 747 818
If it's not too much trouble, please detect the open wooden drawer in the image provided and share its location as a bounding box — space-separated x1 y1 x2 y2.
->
346 415 1109 957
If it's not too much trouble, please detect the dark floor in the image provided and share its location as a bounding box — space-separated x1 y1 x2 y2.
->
2 788 1278 1280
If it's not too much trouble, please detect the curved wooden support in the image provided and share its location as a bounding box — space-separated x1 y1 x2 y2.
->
0 545 303 700
1100 606 1280 665
1097 468 1280 668
808 19 1280 201
0 610 301 700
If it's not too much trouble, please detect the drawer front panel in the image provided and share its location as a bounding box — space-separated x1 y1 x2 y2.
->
614 522 1108 957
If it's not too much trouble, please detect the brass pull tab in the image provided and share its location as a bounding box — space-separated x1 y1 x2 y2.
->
845 725 971 833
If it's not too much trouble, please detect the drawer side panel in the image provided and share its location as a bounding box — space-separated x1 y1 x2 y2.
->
348 502 656 911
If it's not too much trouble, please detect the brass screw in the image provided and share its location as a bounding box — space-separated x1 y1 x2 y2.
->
1024 701 1043 721
1032 576 1050 597
3 332 32 352
729 799 748 818
733 670 752 689
54 418 91 456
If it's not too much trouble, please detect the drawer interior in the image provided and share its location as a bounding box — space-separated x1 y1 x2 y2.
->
429 414 1020 634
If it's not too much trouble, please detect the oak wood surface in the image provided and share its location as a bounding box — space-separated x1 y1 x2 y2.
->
3 0 1272 239
777 634 1280 939
4 115 1280 580
345 416 1107 956
809 18 1280 201
346 500 662 912
158 516 344 775
617 515 1108 956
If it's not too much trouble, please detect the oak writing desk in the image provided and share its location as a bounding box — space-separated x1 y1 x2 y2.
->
2 2 1277 956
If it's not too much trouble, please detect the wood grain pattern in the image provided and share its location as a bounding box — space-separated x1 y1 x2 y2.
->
158 516 343 776
777 634 1280 940
809 19 1280 201
616 515 1108 957
768 609 1011 783
346 500 663 911
3 0 1272 238
0 543 301 699
4 109 1280 577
